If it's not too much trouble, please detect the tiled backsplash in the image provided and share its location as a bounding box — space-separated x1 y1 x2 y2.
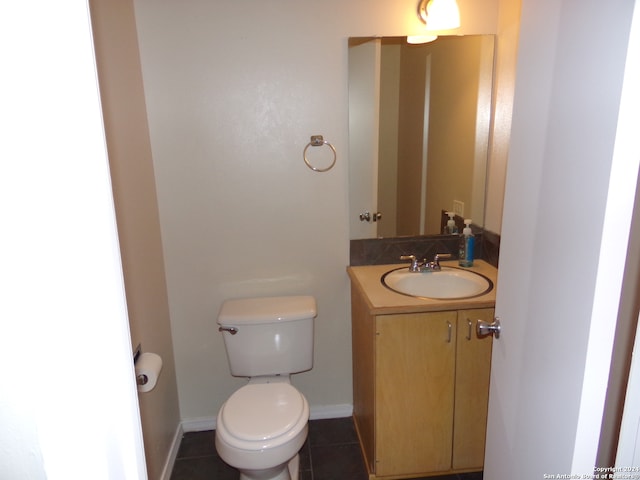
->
350 228 500 267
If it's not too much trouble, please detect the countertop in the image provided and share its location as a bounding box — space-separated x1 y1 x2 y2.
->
347 260 498 315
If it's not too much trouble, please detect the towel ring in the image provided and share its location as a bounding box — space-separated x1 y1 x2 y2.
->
303 135 337 172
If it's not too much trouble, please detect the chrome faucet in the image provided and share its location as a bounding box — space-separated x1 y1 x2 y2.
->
426 253 452 271
400 253 451 272
399 255 422 272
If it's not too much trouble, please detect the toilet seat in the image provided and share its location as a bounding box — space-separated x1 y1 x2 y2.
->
217 382 309 451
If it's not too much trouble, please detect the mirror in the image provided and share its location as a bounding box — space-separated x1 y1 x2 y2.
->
348 35 495 239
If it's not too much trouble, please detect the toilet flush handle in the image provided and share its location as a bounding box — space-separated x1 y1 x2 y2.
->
218 326 238 335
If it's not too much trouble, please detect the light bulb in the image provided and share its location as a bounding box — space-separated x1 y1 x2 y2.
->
425 0 460 30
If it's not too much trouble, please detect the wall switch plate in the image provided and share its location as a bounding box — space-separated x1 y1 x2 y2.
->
453 200 464 217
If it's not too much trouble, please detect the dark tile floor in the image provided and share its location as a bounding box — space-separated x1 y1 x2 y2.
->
170 417 483 480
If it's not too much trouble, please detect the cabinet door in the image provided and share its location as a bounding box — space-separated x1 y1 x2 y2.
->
375 312 457 476
453 308 494 470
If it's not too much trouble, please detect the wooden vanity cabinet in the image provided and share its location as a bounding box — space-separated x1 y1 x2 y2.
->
351 287 493 478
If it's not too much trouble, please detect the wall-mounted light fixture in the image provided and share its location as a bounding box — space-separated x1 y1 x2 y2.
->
407 0 460 44
418 0 460 30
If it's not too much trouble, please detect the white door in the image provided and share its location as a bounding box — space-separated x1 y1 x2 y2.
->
348 38 380 239
0 2 147 478
483 0 640 478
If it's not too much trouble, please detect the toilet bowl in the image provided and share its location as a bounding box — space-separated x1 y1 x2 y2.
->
215 381 309 480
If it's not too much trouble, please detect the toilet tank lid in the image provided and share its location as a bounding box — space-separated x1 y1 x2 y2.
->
217 296 317 325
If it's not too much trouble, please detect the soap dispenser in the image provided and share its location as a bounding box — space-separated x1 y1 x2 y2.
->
444 212 458 235
458 219 475 267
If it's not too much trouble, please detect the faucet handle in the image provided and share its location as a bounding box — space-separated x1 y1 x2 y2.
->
400 255 421 272
433 253 452 269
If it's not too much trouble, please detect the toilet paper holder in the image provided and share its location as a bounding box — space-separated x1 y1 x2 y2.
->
133 343 149 386
133 343 142 362
132 344 163 392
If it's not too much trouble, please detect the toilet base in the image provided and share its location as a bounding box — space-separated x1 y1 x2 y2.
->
238 453 299 480
288 453 299 480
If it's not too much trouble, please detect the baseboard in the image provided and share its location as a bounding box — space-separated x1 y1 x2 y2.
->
159 423 183 480
180 404 353 433
309 403 353 420
181 415 217 433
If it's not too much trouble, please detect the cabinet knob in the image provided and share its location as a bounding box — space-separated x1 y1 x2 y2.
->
477 318 501 339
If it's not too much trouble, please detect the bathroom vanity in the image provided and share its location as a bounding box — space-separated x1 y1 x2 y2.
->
347 260 498 479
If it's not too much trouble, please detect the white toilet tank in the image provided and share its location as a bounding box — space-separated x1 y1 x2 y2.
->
217 296 317 377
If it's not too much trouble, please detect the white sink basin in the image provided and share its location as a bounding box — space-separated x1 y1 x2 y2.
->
382 266 493 299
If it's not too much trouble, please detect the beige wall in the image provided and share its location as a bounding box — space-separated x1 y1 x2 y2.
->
89 0 181 478
426 36 484 234
396 40 429 235
486 0 522 233
130 0 504 426
394 35 489 235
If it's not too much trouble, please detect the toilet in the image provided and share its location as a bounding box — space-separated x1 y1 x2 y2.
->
215 295 317 480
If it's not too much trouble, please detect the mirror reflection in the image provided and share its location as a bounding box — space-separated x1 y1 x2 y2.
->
348 35 495 239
